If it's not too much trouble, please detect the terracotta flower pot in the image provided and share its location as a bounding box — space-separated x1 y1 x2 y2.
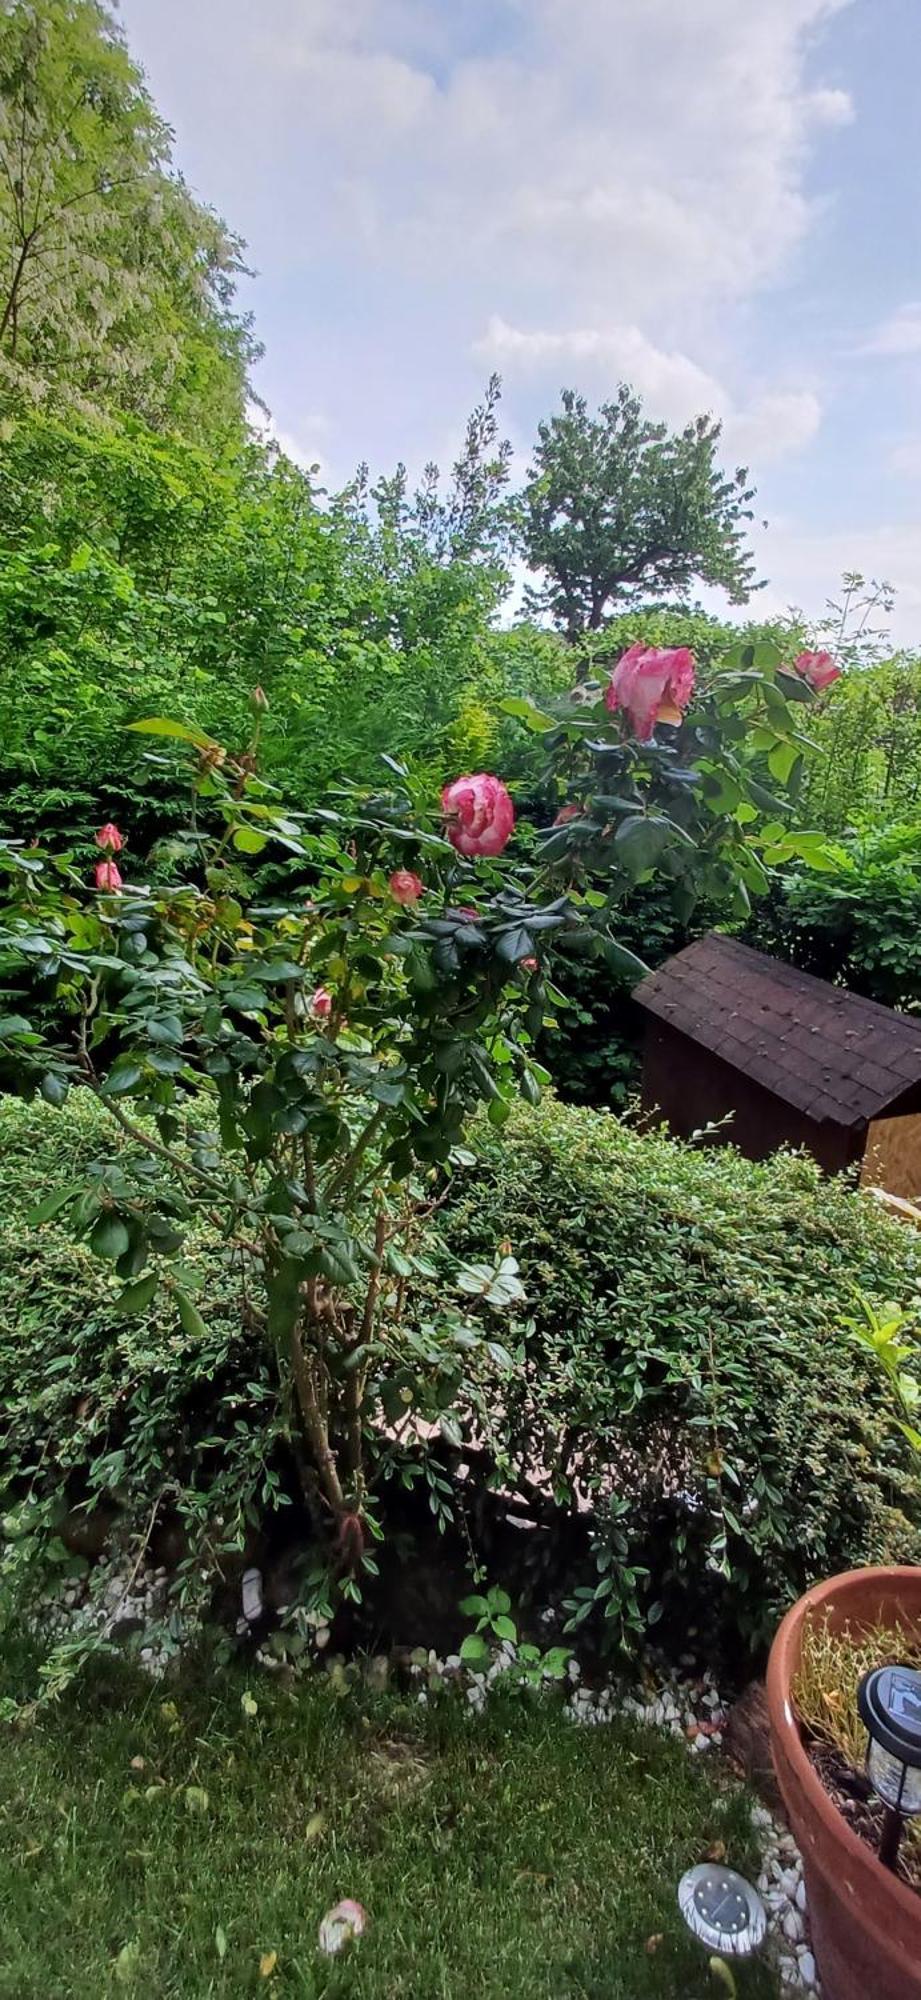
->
767 1565 921 2000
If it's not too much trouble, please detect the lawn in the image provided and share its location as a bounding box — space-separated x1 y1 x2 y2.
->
0 1647 778 1999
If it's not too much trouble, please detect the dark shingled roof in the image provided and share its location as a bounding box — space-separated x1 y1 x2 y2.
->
633 934 921 1129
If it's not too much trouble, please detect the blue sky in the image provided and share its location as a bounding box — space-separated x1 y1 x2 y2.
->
118 0 921 642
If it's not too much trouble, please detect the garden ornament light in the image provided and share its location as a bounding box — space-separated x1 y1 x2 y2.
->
858 1662 921 1870
677 1863 767 1997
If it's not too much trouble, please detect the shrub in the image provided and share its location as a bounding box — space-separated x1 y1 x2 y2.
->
4 1093 921 1666
746 822 921 1012
442 1098 921 1650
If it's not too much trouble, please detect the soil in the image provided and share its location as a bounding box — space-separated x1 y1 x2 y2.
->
806 1734 921 1894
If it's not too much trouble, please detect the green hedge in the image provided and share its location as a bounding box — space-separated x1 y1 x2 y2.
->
2 1093 921 1655
443 1099 921 1646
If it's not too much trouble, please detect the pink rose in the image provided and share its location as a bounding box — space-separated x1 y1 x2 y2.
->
94 859 122 892
441 773 515 858
310 986 333 1019
792 649 840 692
389 869 425 905
95 822 124 853
604 644 696 740
521 955 539 972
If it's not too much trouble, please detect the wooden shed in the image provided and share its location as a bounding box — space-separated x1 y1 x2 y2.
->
633 935 921 1196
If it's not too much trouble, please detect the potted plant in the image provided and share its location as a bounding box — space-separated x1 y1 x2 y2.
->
767 1300 921 2000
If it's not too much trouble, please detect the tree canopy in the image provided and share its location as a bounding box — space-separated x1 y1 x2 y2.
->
519 385 759 641
0 0 256 437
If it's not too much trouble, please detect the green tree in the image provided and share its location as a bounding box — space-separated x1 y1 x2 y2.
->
0 0 255 436
519 385 758 642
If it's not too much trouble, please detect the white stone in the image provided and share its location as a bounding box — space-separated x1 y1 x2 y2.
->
795 1877 808 1913
799 1950 817 1987
782 1907 804 1945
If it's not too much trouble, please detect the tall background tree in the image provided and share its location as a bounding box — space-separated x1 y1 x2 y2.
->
519 385 758 643
0 0 256 436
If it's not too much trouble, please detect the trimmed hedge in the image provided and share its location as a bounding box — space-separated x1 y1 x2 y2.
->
442 1100 921 1646
2 1093 921 1654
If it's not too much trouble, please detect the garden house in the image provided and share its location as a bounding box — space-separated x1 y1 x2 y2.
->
633 934 921 1196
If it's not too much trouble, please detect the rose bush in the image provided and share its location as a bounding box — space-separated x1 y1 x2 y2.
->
0 635 841 1650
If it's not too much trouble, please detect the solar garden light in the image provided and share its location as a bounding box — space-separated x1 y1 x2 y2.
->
677 1863 767 1996
858 1662 921 1871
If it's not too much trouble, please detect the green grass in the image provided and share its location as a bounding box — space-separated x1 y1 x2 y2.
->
0 1647 779 1999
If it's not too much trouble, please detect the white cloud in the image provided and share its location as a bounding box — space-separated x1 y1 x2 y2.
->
476 317 821 464
744 517 921 647
228 0 854 317
858 303 921 358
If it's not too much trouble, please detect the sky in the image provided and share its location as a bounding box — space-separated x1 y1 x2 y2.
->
117 0 921 643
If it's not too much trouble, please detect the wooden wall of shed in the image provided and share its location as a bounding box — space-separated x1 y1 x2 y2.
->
861 1112 921 1200
640 1021 864 1174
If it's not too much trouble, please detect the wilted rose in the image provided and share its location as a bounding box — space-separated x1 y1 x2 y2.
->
94 859 122 892
553 803 582 826
792 649 840 691
441 773 515 857
95 822 124 853
318 1900 368 1956
310 986 333 1019
388 869 424 905
604 644 695 740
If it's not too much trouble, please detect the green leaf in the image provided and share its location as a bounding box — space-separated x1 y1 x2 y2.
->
0 1014 32 1039
613 816 670 876
174 1286 208 1340
126 717 219 750
600 936 648 982
100 1060 144 1097
116 1273 158 1316
496 925 534 964
27 1182 81 1226
459 1633 489 1663
90 1214 131 1261
40 1071 69 1108
499 696 555 732
232 825 268 855
492 1614 517 1642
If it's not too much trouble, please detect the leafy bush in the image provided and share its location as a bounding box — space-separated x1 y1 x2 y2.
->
747 822 921 1011
802 653 921 832
442 1098 921 1650
5 1092 921 1666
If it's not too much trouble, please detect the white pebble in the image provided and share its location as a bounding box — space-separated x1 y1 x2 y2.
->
799 1949 817 1987
795 1877 807 1913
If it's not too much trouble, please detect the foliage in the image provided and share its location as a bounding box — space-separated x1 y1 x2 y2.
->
0 639 828 1659
847 1293 921 1457
0 405 513 843
442 1098 921 1651
0 1645 772 2000
518 386 758 640
802 653 921 832
533 879 731 1110
747 822 921 1012
0 0 255 436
